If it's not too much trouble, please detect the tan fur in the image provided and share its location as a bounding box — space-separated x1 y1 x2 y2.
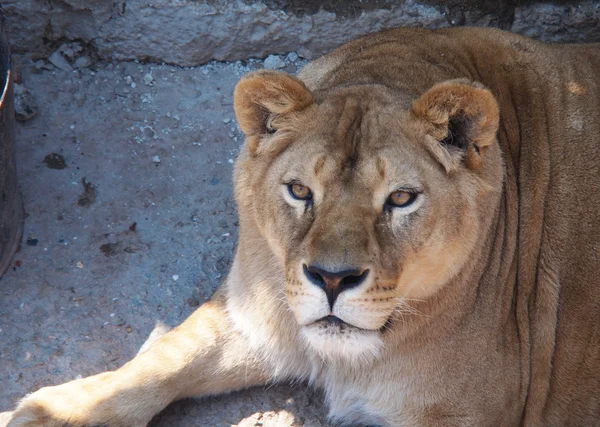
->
3 27 599 426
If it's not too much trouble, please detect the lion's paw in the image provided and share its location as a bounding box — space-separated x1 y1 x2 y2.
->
5 374 148 427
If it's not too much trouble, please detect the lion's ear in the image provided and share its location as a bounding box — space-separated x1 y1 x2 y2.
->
233 70 314 155
411 79 499 171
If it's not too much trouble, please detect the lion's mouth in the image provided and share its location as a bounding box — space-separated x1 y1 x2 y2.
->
319 315 345 325
315 315 364 331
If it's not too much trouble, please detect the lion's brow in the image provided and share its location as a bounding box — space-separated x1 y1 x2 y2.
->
334 95 364 168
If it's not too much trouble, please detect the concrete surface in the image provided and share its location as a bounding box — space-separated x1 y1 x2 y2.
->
2 0 600 67
0 55 332 426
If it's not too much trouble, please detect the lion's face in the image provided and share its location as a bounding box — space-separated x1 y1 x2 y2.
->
233 72 503 362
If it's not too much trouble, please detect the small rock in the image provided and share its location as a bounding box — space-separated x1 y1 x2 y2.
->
143 73 154 85
76 261 84 269
43 153 67 170
125 75 133 85
172 274 179 281
48 51 73 72
73 56 93 69
33 60 46 70
297 47 313 60
77 177 96 207
100 242 120 257
286 51 299 62
264 54 285 70
74 92 86 107
13 84 38 122
152 155 161 163
223 118 231 124
57 42 83 60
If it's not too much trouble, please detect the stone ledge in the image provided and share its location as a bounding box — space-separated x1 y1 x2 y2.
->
2 0 599 67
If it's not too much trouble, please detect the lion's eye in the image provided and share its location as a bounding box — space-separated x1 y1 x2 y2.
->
387 190 417 208
288 183 313 201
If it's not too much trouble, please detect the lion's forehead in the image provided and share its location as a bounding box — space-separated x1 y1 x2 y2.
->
282 138 426 194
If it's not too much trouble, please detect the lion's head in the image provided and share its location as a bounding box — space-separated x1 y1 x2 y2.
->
232 70 503 363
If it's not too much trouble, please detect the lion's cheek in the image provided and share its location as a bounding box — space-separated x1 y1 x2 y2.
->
395 229 477 299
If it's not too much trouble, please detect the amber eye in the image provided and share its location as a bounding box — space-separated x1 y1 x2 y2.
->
387 190 417 208
288 183 313 201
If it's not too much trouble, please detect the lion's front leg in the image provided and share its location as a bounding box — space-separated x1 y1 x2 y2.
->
5 289 270 427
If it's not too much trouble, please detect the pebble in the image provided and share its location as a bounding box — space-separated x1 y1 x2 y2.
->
264 54 285 70
152 155 161 163
125 75 133 85
297 47 313 60
172 274 179 281
48 51 73 72
143 73 154 85
223 118 231 124
74 92 86 107
13 83 38 122
286 51 299 62
73 56 93 69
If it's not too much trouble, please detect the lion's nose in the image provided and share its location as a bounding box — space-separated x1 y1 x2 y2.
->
303 264 370 309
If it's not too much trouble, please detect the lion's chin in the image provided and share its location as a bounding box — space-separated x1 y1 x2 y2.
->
300 318 384 365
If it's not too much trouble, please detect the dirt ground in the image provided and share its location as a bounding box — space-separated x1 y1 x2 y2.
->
0 55 333 426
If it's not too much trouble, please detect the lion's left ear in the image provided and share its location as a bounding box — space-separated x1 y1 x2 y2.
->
234 70 314 156
411 79 499 171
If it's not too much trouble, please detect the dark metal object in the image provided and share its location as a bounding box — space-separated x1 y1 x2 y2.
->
0 7 23 279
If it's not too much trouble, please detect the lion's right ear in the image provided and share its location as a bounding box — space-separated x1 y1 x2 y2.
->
233 70 314 155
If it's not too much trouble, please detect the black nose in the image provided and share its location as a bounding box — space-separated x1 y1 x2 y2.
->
303 264 370 309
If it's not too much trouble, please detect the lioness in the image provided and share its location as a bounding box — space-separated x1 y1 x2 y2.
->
3 27 600 427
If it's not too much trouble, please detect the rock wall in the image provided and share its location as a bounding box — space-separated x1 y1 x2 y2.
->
2 0 599 66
